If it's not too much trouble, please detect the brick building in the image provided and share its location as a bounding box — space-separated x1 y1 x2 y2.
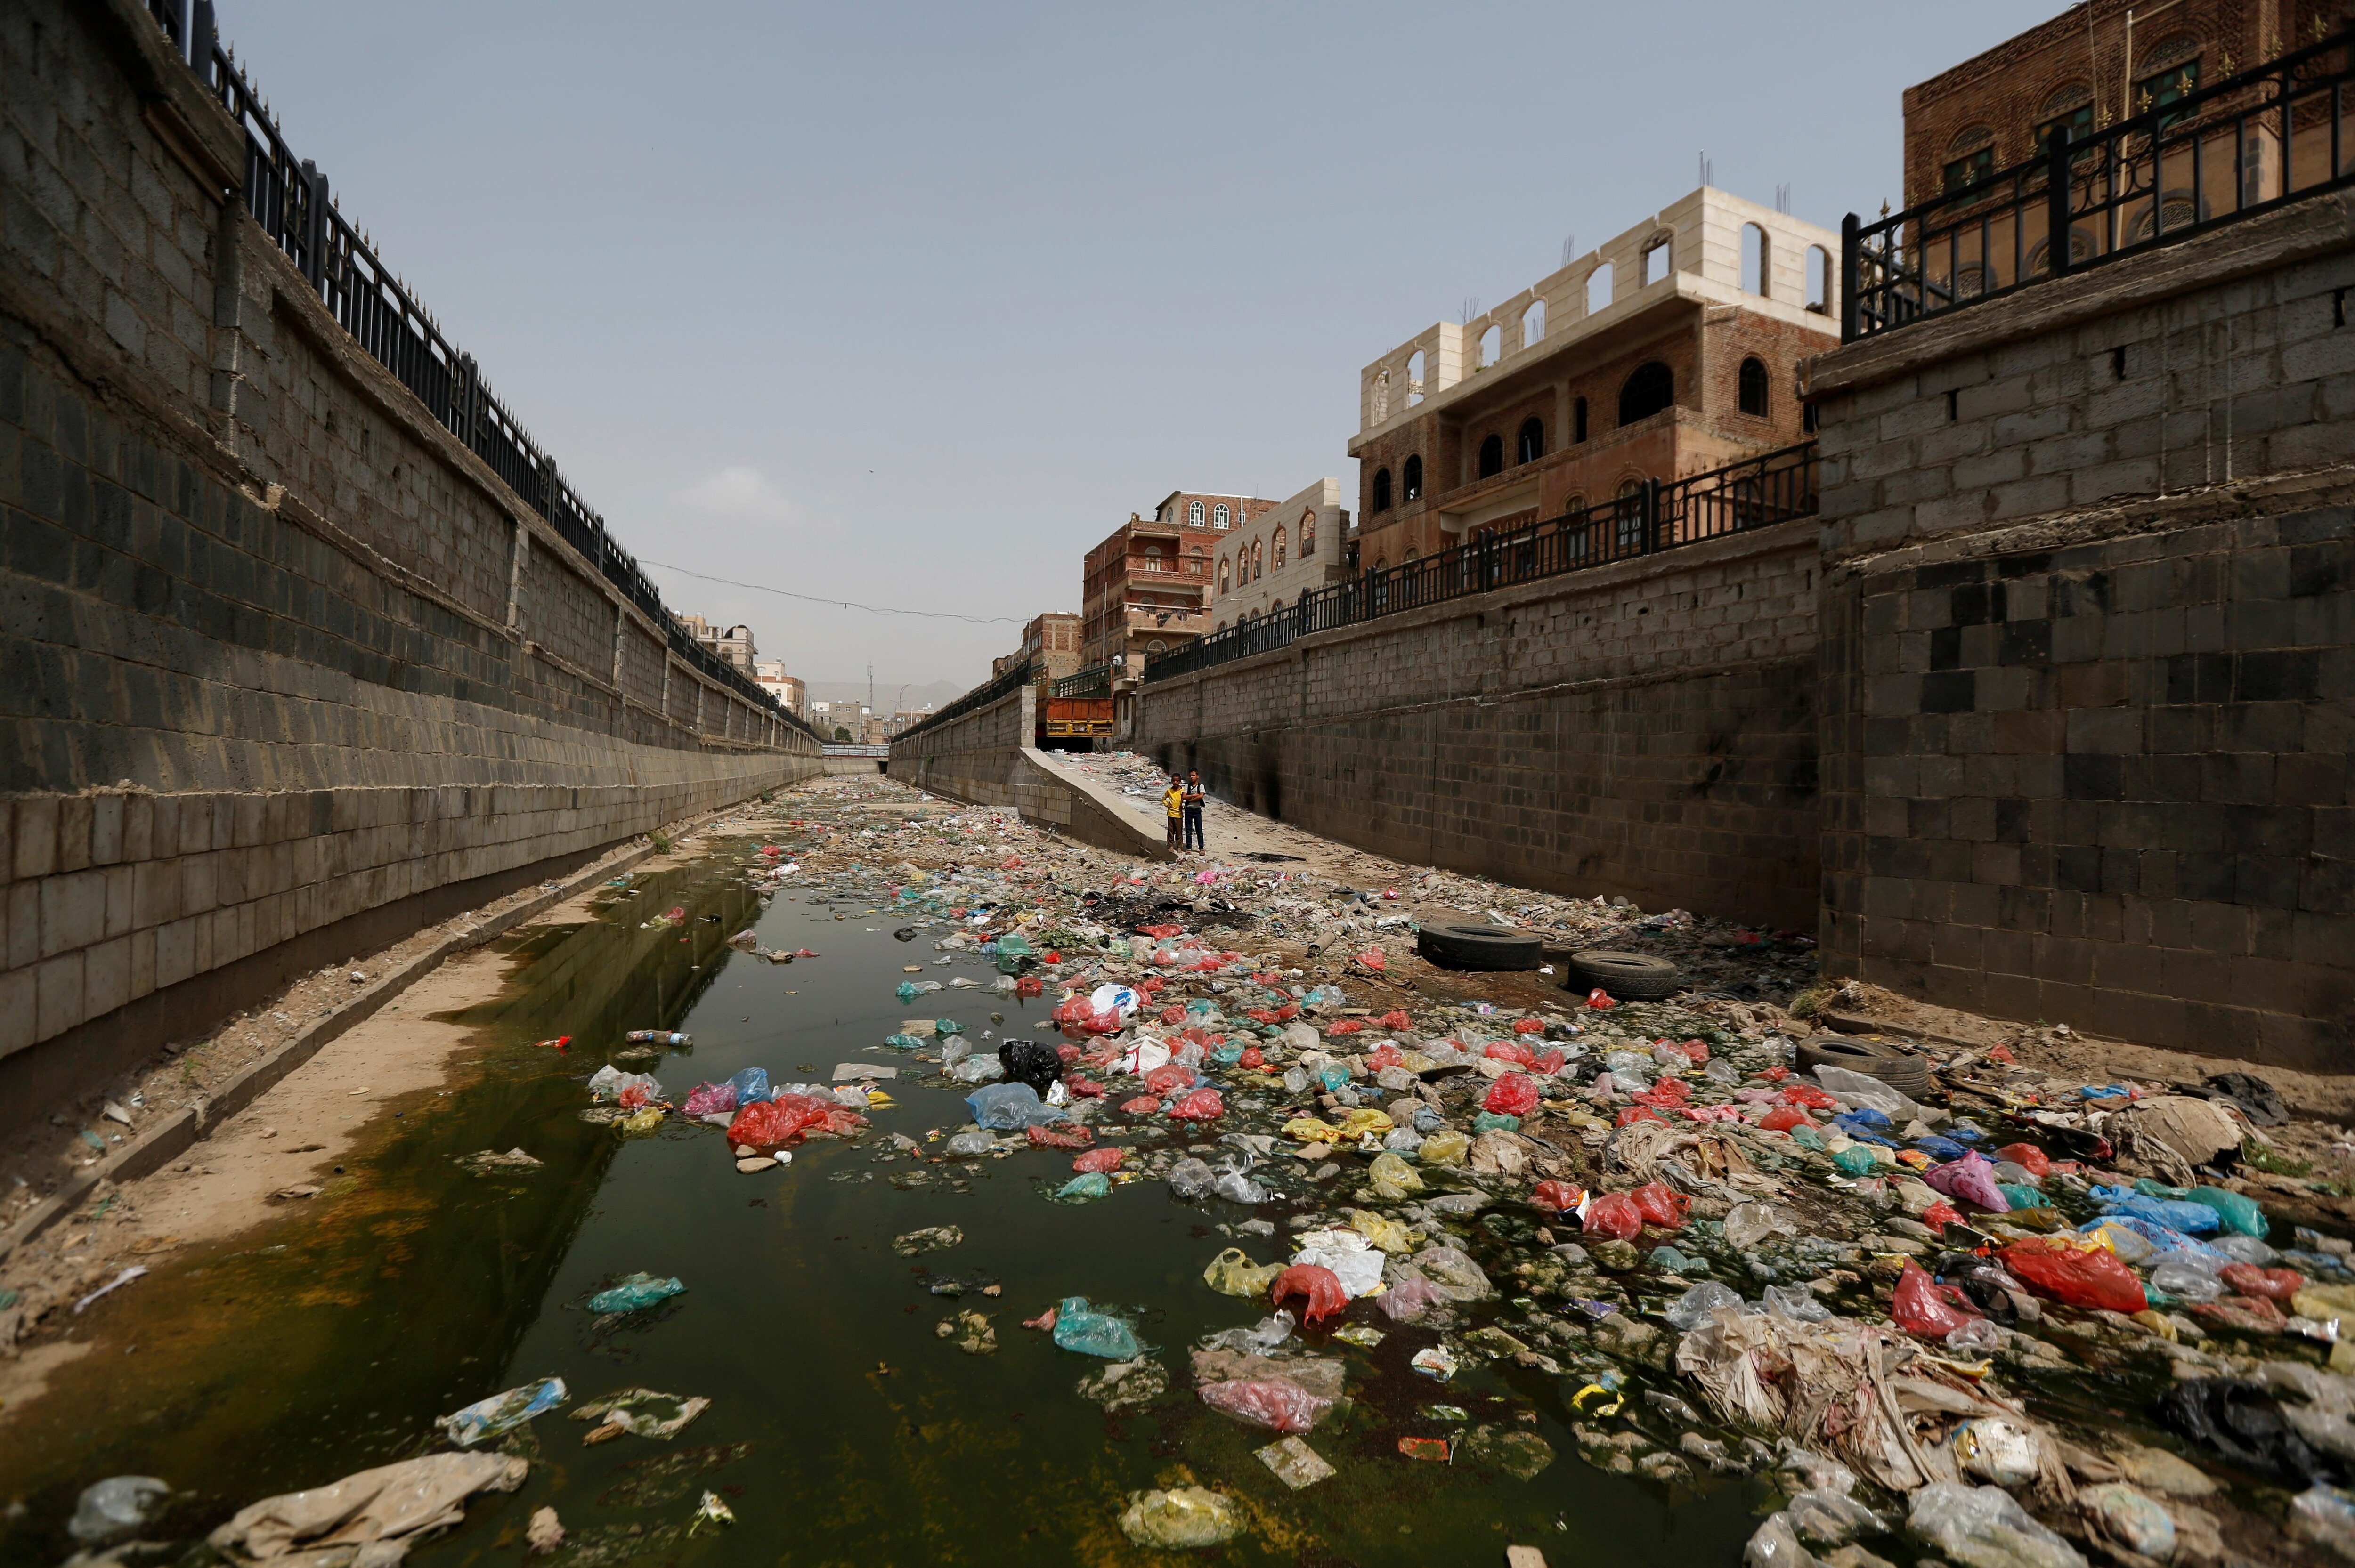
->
1080 493 1273 665
1346 189 1840 571
1902 0 2344 212
1210 478 1355 629
678 615 758 674
752 661 805 718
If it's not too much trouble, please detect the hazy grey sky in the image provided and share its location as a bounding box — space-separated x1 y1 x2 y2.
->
226 0 2060 692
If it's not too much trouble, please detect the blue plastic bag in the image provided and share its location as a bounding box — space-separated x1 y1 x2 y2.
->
1913 1134 1971 1162
2094 1188 2224 1236
1052 1172 1112 1203
437 1377 568 1447
966 1082 1065 1131
589 1272 686 1314
896 982 922 1003
1472 1112 1522 1134
727 1067 772 1106
936 1018 964 1036
1052 1296 1141 1359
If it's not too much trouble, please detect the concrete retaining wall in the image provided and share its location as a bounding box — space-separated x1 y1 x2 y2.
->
1132 520 1822 926
0 0 821 1126
888 686 1169 861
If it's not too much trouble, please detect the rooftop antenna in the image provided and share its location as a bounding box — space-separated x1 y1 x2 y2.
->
1460 295 1481 324
867 661 874 712
1559 232 1577 267
1775 183 1791 213
1698 151 1713 187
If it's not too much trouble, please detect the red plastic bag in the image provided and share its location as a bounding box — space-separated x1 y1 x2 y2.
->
1366 1043 1403 1072
1026 1122 1094 1150
1632 1078 1691 1108
1168 1087 1225 1121
1993 1142 2051 1178
1583 1192 1644 1240
1377 1010 1412 1031
1072 1147 1125 1174
2000 1237 2150 1315
1920 1201 1964 1232
1056 1043 1082 1064
1532 1179 1587 1215
1532 1049 1566 1075
1484 1074 1539 1117
1327 1018 1365 1035
2219 1264 2306 1302
1355 948 1387 971
1892 1260 1981 1340
1778 1084 1836 1109
1675 1038 1711 1064
1512 1018 1546 1035
1159 1005 1187 1026
1144 1063 1198 1096
1139 923 1184 939
1064 1074 1102 1099
617 1083 652 1110
1270 1263 1349 1324
1237 1047 1265 1070
1198 1377 1332 1433
1013 976 1043 998
1587 988 1616 1009
1484 1041 1535 1066
1051 998 1119 1035
1120 1095 1161 1115
1758 1107 1814 1133
1630 1182 1690 1229
1616 1106 1665 1127
726 1094 862 1148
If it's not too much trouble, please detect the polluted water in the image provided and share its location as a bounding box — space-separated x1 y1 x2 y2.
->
4 773 2349 1568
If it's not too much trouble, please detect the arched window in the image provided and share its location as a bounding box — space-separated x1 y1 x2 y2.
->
1573 396 1588 444
1517 418 1544 465
1477 434 1504 478
1251 541 1263 580
1301 510 1316 555
1146 639 1166 653
1615 477 1647 549
1372 468 1392 513
1738 357 1770 417
1218 557 1230 594
1805 246 1830 313
1213 503 1231 528
1619 361 1674 425
1187 500 1204 525
1642 238 1671 285
1189 547 1205 576
1273 526 1287 570
1403 455 1423 501
1521 298 1545 348
1740 222 1769 296
1564 492 1587 517
1143 543 1162 571
1373 557 1388 572
1406 349 1426 405
1585 263 1613 314
1478 323 1502 367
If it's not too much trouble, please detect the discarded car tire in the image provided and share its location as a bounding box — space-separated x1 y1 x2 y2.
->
1796 1034 1933 1099
1416 924 1543 971
1566 950 1684 1000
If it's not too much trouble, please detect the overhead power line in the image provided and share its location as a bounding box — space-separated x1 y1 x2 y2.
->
641 559 1025 625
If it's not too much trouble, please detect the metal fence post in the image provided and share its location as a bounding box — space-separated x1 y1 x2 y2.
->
1839 213 1860 342
1644 478 1664 553
189 0 215 77
297 161 328 291
2046 127 2073 276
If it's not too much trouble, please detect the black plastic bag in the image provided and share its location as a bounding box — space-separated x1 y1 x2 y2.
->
2157 1378 2339 1484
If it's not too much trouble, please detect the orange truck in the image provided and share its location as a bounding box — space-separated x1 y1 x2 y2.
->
1041 696 1113 740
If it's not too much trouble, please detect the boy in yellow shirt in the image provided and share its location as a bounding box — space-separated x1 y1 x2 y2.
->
1162 777 1185 849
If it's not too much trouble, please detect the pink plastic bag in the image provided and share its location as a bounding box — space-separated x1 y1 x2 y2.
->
1922 1151 2011 1212
1198 1377 1332 1434
1379 1274 1446 1322
682 1081 737 1116
1271 1263 1349 1324
1892 1260 1981 1340
1484 1073 1538 1117
1026 1122 1093 1150
1168 1086 1225 1121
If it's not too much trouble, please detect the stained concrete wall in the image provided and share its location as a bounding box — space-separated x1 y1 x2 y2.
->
0 0 820 1126
1133 519 1822 927
1804 191 2355 1069
888 686 1169 861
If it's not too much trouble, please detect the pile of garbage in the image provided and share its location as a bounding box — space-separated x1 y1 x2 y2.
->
738 781 2355 1566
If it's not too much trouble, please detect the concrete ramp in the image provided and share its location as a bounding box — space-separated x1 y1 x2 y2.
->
887 686 1170 861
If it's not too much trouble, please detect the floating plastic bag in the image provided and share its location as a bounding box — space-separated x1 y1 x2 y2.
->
438 1377 568 1446
1381 1274 1446 1322
1073 1147 1126 1175
1420 1131 1470 1168
1053 1172 1112 1203
726 1094 862 1147
588 1066 661 1102
1168 1157 1216 1199
726 1067 771 1106
1584 1192 1644 1241
943 1131 995 1157
2001 1237 2149 1315
1212 1168 1268 1204
1271 1264 1349 1325
1630 1182 1691 1230
681 1081 737 1117
1368 1152 1424 1198
1199 1377 1332 1434
1204 1249 1283 1297
1169 1087 1224 1121
1923 1152 2011 1212
966 1082 1065 1131
588 1273 685 1315
1052 1297 1142 1359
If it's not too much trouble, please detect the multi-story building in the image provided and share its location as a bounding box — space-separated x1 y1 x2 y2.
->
1902 0 2341 214
1079 493 1273 665
991 612 1084 683
1209 478 1354 630
751 661 804 719
678 615 758 673
1346 189 1839 571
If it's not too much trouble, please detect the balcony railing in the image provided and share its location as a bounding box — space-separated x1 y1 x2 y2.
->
1844 27 2355 343
1051 665 1115 699
1143 442 1816 684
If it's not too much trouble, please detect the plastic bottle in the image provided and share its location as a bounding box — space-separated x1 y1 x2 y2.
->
626 1030 691 1046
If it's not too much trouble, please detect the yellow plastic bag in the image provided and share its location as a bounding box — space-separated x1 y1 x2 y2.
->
1284 1118 1344 1145
1202 1248 1283 1297
1347 1208 1420 1254
1420 1131 1470 1168
1336 1107 1394 1139
614 1107 666 1137
1368 1152 1424 1199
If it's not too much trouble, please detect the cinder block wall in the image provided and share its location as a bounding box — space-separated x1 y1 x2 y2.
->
1132 521 1823 927
0 0 820 1125
1805 192 2355 1068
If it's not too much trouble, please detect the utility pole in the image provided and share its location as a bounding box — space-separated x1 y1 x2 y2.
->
867 662 874 713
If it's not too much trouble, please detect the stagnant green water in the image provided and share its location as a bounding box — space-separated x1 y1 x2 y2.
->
0 835 1766 1567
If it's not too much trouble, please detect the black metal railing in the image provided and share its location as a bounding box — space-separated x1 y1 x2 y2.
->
1844 27 2355 343
1144 442 1817 684
144 2 791 733
894 660 1033 745
1051 664 1114 699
